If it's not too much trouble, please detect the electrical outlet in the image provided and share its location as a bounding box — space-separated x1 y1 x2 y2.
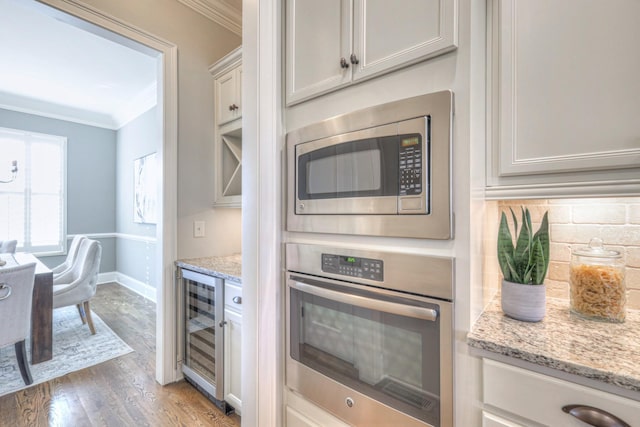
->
193 221 205 238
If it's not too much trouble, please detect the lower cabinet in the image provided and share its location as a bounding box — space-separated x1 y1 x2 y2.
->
224 280 242 414
482 359 640 426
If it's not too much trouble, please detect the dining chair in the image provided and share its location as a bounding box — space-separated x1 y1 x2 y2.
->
52 235 87 280
0 240 17 254
0 262 37 385
53 239 102 335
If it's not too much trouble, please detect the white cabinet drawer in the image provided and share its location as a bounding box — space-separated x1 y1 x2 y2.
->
224 280 242 312
483 359 640 426
482 411 524 427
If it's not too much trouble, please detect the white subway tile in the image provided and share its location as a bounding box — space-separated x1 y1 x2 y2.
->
625 268 640 290
627 289 640 311
629 205 640 224
548 206 571 224
572 205 626 225
549 261 570 282
626 247 640 268
550 242 571 262
546 280 569 300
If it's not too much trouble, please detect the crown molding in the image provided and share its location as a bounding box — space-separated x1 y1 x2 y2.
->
177 0 241 36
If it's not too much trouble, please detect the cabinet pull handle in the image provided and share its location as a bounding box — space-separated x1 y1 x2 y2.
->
562 404 631 427
228 104 234 111
0 283 12 301
232 296 242 304
232 104 239 111
219 320 227 328
340 57 349 69
350 53 359 65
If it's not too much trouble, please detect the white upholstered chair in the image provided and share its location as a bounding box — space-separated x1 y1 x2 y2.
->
0 262 37 385
53 239 102 335
0 240 17 254
51 235 87 279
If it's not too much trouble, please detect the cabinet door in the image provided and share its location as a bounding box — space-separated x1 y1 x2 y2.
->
223 307 242 414
483 359 640 427
285 0 352 105
216 68 240 125
490 0 640 180
352 0 457 81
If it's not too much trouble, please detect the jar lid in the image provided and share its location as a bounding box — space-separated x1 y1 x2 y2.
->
572 237 621 258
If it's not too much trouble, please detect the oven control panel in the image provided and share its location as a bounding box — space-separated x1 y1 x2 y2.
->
322 253 384 281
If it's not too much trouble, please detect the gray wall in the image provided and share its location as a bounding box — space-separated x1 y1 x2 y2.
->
116 107 159 287
72 0 243 259
0 107 117 272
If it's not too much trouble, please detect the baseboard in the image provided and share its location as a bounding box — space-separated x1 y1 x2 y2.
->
98 271 157 303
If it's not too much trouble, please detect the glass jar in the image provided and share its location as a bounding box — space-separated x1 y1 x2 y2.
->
569 238 626 322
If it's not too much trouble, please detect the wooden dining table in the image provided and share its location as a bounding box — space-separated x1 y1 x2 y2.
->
1 253 53 364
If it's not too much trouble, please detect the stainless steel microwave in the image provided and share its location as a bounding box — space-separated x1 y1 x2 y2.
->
286 91 453 239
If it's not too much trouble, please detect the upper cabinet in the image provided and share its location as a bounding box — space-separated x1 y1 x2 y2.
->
213 51 242 126
209 47 242 208
487 0 640 199
285 0 458 105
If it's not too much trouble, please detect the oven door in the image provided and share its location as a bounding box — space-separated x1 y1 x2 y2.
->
286 273 453 427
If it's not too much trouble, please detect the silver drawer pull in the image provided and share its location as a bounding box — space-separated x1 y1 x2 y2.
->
0 283 12 301
562 404 631 427
232 296 242 304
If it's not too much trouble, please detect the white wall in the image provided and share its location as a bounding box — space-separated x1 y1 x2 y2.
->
76 0 242 259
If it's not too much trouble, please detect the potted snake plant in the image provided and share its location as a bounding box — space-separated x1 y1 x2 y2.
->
497 207 550 322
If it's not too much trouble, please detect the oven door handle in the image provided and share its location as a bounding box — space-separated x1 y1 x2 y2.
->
290 280 439 322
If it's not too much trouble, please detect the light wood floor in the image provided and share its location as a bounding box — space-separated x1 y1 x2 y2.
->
0 283 242 427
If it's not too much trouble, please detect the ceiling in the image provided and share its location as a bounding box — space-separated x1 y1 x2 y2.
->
0 0 242 130
0 0 158 130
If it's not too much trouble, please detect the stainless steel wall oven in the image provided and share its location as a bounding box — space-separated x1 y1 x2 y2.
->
286 243 454 427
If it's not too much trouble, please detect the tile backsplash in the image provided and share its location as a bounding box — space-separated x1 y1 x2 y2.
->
484 197 640 310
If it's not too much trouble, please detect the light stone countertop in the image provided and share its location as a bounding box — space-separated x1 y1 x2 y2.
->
468 295 640 395
176 254 242 283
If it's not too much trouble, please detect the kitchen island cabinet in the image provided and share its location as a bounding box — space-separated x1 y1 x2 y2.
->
285 0 457 105
486 0 640 199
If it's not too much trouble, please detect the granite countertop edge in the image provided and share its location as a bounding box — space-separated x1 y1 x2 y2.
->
175 254 242 283
467 295 640 395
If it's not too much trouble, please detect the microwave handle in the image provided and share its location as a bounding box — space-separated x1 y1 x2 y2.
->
290 280 438 322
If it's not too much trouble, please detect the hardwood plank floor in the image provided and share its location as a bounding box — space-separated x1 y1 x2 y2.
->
0 283 241 427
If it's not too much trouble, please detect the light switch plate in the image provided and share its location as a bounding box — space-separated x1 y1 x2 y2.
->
193 220 205 238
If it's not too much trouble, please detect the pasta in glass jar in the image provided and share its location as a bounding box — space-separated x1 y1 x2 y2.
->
570 238 625 323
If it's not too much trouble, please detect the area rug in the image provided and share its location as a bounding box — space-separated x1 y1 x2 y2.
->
0 305 133 397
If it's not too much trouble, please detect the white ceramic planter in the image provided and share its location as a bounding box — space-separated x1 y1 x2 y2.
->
501 280 546 322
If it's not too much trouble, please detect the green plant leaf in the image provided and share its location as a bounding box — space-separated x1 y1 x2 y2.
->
531 238 546 285
497 212 515 281
504 252 521 283
514 208 532 271
532 212 550 282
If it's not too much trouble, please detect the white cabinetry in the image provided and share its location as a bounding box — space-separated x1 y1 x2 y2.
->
223 280 242 414
487 0 640 198
209 47 242 207
285 0 457 105
482 359 640 427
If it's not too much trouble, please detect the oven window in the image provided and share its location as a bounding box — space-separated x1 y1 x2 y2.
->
306 148 381 194
297 136 402 200
290 285 441 426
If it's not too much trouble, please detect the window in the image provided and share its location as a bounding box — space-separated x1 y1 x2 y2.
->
0 127 66 255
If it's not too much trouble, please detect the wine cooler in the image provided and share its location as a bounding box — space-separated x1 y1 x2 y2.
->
180 268 233 414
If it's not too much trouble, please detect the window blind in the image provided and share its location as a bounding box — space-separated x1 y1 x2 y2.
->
0 126 66 255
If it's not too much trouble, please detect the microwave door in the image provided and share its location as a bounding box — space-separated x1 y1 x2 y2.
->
295 123 399 215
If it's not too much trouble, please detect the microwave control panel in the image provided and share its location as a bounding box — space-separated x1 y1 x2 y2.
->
398 135 423 196
322 253 384 281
